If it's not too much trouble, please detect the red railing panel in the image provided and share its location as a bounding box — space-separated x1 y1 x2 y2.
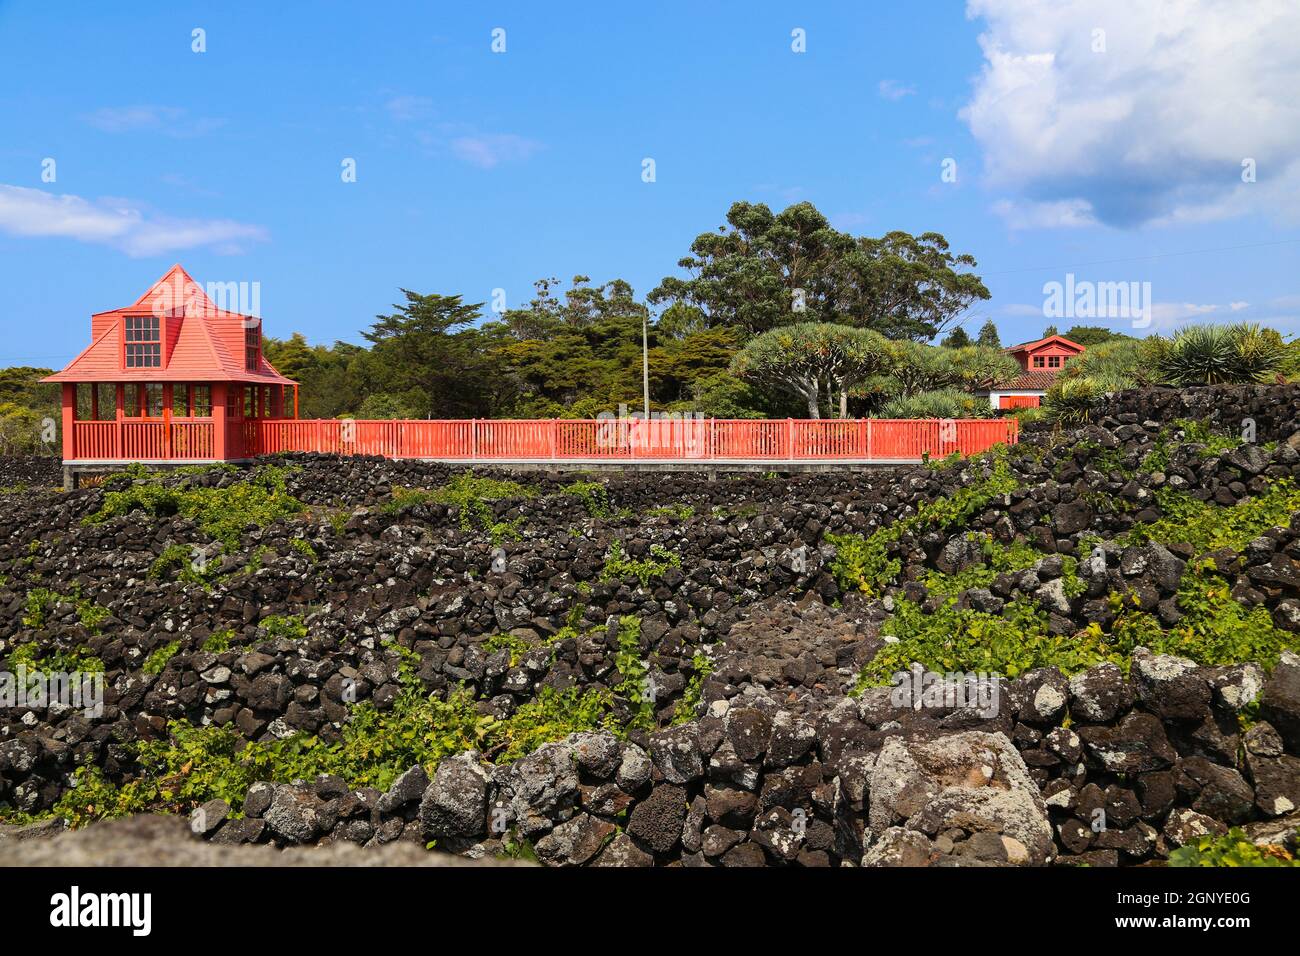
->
68 416 1017 463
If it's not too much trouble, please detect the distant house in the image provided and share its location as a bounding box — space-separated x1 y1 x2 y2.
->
42 264 298 464
977 334 1086 410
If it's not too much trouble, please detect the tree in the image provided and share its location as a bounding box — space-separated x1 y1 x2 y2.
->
872 343 1017 399
1061 325 1132 347
941 326 972 349
649 201 990 341
1043 324 1058 337
976 319 1002 349
360 291 498 418
847 231 991 341
731 323 889 418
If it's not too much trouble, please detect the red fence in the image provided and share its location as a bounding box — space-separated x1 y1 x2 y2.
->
67 417 1017 463
72 420 216 461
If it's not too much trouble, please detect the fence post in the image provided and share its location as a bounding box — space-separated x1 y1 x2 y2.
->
471 419 479 460
549 419 557 460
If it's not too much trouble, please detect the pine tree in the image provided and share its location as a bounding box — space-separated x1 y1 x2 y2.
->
976 319 1002 349
941 326 972 348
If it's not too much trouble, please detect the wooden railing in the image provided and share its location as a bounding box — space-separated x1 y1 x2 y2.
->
244 417 1017 462
66 417 1017 463
71 420 216 461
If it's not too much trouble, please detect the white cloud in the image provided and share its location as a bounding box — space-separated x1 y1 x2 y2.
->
878 80 916 101
1230 301 1250 311
84 105 225 137
385 95 434 122
0 185 268 257
991 197 1098 230
1149 302 1220 330
962 0 1300 227
450 133 544 169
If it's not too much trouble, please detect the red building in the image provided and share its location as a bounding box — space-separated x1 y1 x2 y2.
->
978 334 1086 409
42 265 298 468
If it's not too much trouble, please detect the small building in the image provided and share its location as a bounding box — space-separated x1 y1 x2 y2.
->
42 265 298 471
978 334 1086 409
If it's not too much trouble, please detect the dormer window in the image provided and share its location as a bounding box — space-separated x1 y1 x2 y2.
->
244 322 260 370
1048 355 1062 368
124 315 161 367
1032 356 1045 368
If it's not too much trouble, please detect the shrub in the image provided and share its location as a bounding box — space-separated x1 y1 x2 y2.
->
1123 480 1300 554
201 629 238 653
612 616 654 731
1152 323 1290 386
1058 338 1152 392
877 388 991 420
672 652 714 725
561 480 614 518
1167 828 1298 867
149 543 221 585
600 541 681 587
854 597 1115 689
386 473 534 532
258 614 308 641
142 640 182 676
89 466 304 550
829 456 1018 596
1043 376 1100 425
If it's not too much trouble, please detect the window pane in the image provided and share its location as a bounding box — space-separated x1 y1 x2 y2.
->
192 385 212 417
124 385 140 417
97 383 113 421
145 384 163 418
173 385 190 417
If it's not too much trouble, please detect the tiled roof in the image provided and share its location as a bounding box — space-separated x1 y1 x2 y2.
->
995 371 1059 391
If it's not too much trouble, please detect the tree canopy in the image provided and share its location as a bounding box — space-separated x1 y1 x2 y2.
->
649 201 989 341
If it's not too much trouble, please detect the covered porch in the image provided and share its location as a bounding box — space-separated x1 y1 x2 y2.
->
62 381 299 463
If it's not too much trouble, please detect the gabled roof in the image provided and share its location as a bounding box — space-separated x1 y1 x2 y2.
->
1003 334 1086 355
42 265 296 385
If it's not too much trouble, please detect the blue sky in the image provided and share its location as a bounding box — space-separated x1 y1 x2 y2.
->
1 0 1297 368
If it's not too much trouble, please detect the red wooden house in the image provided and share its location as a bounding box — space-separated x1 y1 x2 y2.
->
42 265 298 466
977 334 1086 409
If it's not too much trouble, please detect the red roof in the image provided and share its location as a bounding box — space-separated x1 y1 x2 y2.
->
993 371 1059 391
1003 334 1086 356
42 265 296 385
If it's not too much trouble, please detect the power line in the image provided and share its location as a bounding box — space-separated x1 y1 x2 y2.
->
983 238 1300 277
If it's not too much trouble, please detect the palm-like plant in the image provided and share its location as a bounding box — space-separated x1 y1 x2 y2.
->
1058 337 1152 392
1043 376 1099 425
1153 323 1289 386
876 388 992 419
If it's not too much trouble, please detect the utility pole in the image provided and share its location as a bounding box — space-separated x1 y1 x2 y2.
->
642 315 651 417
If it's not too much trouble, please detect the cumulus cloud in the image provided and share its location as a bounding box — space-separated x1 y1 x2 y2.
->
962 0 1300 228
0 185 268 257
450 133 544 169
